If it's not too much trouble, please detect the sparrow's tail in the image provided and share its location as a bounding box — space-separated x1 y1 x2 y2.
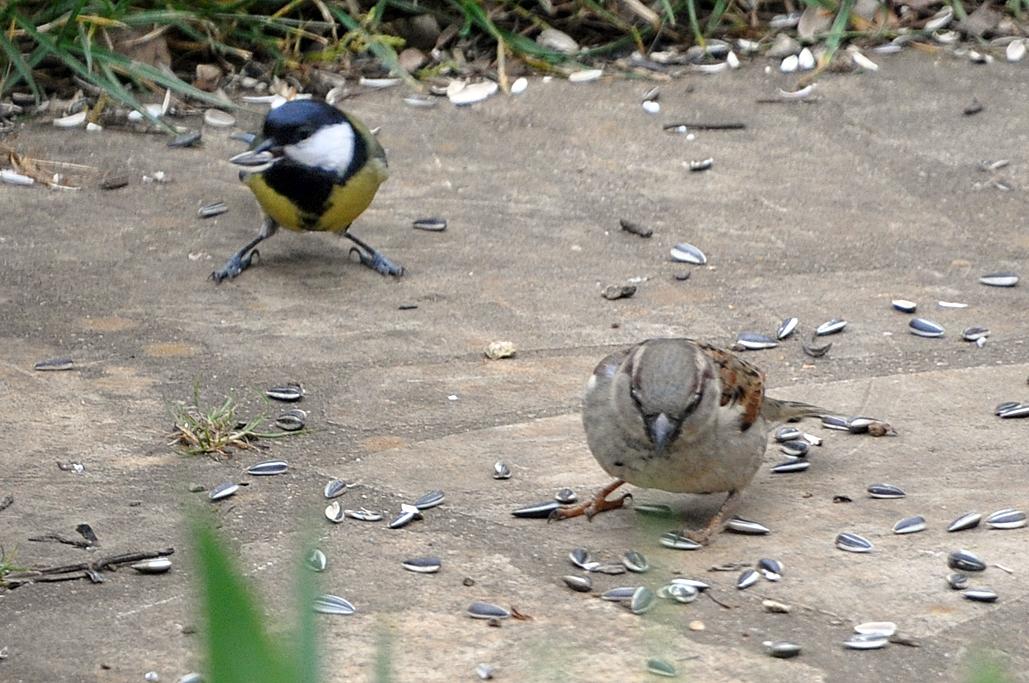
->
762 397 832 423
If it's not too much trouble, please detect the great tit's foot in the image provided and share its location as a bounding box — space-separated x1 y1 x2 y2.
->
548 480 630 522
211 249 260 284
348 245 404 277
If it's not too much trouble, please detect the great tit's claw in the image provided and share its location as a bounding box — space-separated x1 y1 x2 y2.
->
210 249 259 284
349 245 404 277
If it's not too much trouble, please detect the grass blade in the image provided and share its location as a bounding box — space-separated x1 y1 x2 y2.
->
0 28 41 99
195 520 294 683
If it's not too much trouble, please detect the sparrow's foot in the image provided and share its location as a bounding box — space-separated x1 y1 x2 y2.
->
549 480 630 522
345 233 404 277
680 489 743 546
211 249 260 284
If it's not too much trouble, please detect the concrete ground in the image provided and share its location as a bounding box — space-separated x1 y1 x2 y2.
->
0 50 1027 682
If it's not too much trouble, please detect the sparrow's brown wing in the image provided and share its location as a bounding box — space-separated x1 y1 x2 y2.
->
695 341 766 432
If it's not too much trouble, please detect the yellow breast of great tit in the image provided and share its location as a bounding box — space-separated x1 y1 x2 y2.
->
245 112 389 233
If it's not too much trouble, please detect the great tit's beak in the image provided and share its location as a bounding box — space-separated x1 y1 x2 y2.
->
229 138 280 167
646 413 679 454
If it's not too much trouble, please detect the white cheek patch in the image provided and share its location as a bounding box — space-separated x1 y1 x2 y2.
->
585 374 598 393
283 122 355 173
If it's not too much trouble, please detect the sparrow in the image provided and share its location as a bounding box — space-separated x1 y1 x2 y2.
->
211 99 401 283
554 337 833 544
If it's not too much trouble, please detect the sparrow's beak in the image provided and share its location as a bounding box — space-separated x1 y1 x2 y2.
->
647 413 679 454
229 138 280 167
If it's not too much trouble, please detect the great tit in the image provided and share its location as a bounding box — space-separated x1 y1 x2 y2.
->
211 99 401 283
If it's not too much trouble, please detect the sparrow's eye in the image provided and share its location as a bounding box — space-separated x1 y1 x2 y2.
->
682 388 704 416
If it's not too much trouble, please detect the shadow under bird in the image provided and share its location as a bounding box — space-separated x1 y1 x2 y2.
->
211 99 401 283
554 337 836 544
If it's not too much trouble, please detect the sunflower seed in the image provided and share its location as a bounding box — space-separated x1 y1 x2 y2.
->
947 573 969 590
646 658 678 677
835 532 873 553
591 563 628 576
475 663 495 680
389 505 423 529
985 508 1027 529
324 501 345 523
802 338 832 357
510 77 528 94
727 517 770 535
413 490 445 510
963 588 998 603
568 69 603 83
815 319 847 336
569 547 593 569
776 317 799 340
313 594 355 615
737 568 759 589
412 217 447 232
554 488 577 504
659 531 702 550
177 674 204 683
274 409 306 431
512 500 561 518
771 460 810 474
403 95 437 108
765 641 802 658
960 326 991 342
780 55 799 72
642 100 661 114
619 218 653 238
948 549 986 572
689 158 714 172
0 169 33 186
669 577 710 591
736 332 778 350
131 557 172 574
763 599 790 612
1008 40 1027 63
344 508 383 522
204 109 235 128
563 574 592 592
169 130 202 148
266 383 303 401
893 515 926 535
466 601 510 619
305 549 327 572
492 462 512 480
601 586 638 602
909 318 944 338
670 243 707 265
759 558 783 575
660 583 699 603
779 440 809 457
775 426 802 442
995 401 1020 415
34 357 74 371
246 460 288 476
635 503 674 516
323 479 348 499
851 50 879 71
947 512 981 532
801 432 822 446
622 550 650 573
843 633 889 650
925 5 953 30
978 272 1019 287
891 299 917 313
854 622 897 637
999 404 1029 419
821 415 850 431
867 483 905 499
198 202 228 219
209 482 238 501
402 556 442 573
630 586 657 614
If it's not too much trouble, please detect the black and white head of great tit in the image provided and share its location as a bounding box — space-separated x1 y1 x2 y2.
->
231 100 382 177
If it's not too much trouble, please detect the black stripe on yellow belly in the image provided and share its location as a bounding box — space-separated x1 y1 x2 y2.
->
247 159 387 233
